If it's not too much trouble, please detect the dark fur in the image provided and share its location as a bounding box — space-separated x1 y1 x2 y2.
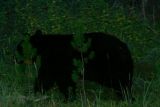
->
17 30 133 101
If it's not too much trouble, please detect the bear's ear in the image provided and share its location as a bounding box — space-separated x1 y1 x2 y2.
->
35 30 42 36
30 30 43 48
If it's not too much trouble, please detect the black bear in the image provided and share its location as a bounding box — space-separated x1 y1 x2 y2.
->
16 30 133 101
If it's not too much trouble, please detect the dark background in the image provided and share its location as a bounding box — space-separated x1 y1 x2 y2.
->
0 0 160 63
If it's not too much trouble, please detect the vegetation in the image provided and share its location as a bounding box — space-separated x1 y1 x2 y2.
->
0 0 160 106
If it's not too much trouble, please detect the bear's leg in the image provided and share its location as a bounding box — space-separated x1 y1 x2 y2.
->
113 80 133 102
34 67 56 94
57 79 76 101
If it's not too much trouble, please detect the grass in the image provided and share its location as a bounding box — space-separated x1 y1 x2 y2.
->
0 58 160 107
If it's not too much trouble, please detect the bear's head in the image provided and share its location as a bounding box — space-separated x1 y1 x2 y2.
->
16 30 42 64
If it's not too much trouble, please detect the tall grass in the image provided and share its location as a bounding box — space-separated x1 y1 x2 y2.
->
0 56 160 107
